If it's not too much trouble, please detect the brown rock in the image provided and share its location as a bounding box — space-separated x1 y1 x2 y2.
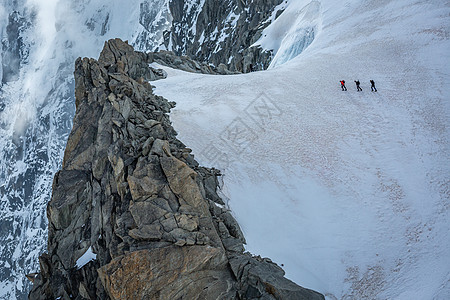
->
160 156 208 213
175 214 199 232
98 246 235 299
25 273 38 283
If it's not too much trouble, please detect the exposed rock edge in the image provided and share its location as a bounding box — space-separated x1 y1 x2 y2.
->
29 38 324 300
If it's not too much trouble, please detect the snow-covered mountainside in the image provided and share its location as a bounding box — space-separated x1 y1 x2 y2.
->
0 1 282 298
152 0 450 299
0 0 449 299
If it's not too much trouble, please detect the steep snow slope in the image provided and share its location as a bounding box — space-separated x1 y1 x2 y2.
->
0 1 284 298
153 0 450 299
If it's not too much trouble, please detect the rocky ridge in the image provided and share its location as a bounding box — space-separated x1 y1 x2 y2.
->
28 39 324 299
148 50 237 75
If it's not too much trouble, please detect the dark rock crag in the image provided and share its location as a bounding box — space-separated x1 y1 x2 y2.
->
29 39 324 300
136 0 285 73
148 50 237 75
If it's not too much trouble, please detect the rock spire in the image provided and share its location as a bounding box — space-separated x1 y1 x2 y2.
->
29 39 324 300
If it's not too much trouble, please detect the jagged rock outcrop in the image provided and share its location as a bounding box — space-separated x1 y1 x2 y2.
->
29 38 324 300
135 0 285 72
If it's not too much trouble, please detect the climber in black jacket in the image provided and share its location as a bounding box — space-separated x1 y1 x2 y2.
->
354 80 362 91
370 79 377 92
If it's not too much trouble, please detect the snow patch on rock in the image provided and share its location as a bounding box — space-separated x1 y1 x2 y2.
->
75 246 97 269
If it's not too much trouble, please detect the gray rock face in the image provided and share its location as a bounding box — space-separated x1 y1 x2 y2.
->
1 10 31 84
135 0 285 73
28 39 324 300
149 50 237 75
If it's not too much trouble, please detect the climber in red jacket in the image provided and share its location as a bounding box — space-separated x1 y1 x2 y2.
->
340 80 347 91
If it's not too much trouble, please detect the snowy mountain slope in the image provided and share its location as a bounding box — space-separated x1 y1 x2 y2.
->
0 1 285 298
0 1 150 298
153 0 450 299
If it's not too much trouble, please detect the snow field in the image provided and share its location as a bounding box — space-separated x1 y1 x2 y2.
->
154 0 450 299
